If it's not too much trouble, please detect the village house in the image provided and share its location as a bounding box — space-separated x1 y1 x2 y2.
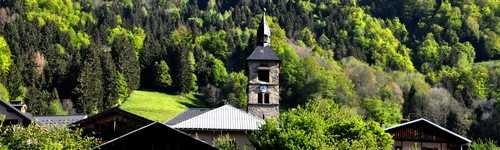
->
0 100 31 126
68 107 218 149
0 100 88 126
385 118 471 150
167 105 264 149
71 107 154 142
98 122 216 150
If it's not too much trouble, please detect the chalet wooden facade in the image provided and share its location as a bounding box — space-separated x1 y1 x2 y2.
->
385 118 471 150
71 107 153 142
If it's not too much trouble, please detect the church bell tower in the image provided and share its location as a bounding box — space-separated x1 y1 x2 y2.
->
247 12 280 119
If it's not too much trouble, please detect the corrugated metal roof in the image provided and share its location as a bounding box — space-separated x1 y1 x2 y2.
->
165 108 211 125
35 115 87 126
385 118 471 143
172 105 264 131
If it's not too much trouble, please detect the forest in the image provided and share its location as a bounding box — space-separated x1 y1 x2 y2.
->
0 0 499 147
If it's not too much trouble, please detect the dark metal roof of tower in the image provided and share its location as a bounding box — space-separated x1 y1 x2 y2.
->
256 12 271 46
247 10 280 61
246 46 280 61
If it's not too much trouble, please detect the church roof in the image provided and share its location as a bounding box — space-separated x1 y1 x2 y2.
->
171 105 264 131
258 13 271 37
246 46 280 61
248 11 280 61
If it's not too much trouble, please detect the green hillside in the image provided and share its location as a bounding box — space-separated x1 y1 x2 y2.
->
120 90 206 122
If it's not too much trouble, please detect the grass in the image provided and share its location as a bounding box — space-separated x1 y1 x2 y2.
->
475 60 500 66
120 90 206 122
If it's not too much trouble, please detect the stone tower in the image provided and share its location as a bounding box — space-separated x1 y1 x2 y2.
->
246 12 280 119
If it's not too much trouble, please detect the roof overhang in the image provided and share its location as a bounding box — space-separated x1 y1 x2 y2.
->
385 118 471 143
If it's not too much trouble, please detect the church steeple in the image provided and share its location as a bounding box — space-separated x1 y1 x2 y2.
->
246 10 280 119
257 10 271 47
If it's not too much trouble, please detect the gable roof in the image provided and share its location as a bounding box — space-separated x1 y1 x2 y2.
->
385 118 471 143
71 107 154 142
246 46 280 61
0 100 32 125
98 122 217 150
35 115 87 126
172 105 264 131
72 107 152 126
165 108 211 125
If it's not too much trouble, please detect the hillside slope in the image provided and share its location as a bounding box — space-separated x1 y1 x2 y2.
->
120 90 206 122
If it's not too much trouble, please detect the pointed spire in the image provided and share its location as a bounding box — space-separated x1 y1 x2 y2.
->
257 8 271 47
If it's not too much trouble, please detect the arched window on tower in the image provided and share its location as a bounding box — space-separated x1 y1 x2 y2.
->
257 92 270 104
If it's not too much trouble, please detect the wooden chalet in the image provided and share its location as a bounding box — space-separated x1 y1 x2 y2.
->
385 118 471 150
0 100 32 126
98 122 217 150
71 107 153 142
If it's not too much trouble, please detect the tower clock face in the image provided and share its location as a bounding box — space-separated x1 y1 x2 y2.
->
259 85 268 93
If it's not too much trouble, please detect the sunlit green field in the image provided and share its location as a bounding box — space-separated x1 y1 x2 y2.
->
120 90 205 122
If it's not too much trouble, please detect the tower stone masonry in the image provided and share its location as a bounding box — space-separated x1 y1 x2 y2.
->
246 12 280 119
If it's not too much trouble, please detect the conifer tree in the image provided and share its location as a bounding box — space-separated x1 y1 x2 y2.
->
73 48 103 114
153 60 172 91
101 51 120 110
111 35 140 93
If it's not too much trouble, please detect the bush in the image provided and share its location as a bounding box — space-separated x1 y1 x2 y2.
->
223 72 247 108
250 99 394 150
469 139 500 150
214 134 238 150
0 124 98 150
47 100 67 115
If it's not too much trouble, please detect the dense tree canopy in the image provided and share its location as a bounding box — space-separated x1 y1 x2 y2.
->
250 99 394 150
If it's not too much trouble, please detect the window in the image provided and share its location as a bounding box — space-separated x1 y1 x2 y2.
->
5 119 18 125
258 93 263 104
257 93 270 104
258 64 270 82
264 93 270 104
258 70 270 82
